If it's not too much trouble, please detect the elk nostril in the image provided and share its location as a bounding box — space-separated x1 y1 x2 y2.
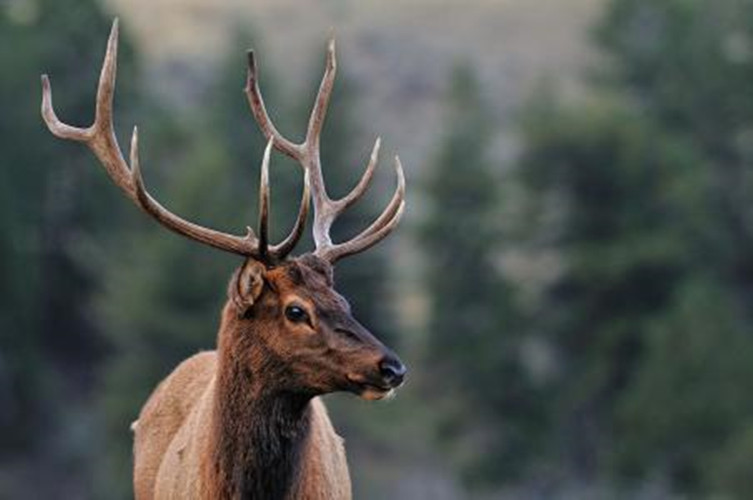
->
378 357 407 387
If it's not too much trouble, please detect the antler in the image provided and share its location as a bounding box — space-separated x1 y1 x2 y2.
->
245 38 406 263
41 19 309 264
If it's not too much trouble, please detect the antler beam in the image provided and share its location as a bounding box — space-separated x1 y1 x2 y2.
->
41 19 309 263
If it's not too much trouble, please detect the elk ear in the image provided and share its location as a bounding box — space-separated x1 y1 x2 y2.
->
229 259 266 317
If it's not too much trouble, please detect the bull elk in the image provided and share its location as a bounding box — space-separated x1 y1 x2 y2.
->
41 19 407 499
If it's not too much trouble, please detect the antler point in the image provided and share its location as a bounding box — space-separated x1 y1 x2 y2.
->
40 74 51 100
326 36 336 69
110 17 120 39
366 137 381 166
394 156 405 184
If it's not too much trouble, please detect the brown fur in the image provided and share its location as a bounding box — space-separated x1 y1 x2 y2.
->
133 256 401 499
133 350 350 499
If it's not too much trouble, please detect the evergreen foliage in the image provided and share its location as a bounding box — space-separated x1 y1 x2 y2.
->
514 0 753 493
4 1 753 497
419 64 536 485
0 1 138 496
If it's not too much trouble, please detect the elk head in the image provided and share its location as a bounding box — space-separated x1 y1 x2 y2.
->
41 19 406 400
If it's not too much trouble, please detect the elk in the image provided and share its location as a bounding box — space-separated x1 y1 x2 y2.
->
41 19 407 500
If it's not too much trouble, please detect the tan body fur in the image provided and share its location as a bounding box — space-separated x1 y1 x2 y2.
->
133 344 351 499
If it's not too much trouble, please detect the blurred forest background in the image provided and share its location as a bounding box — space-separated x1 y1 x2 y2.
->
2 0 753 498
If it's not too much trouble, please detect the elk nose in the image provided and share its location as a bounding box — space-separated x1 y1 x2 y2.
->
378 356 407 387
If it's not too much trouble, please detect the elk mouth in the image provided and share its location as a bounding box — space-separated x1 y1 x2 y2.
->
346 375 395 401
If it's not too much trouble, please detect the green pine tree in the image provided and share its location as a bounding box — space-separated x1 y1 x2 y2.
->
516 95 704 482
419 64 534 486
595 0 753 492
511 0 753 493
0 2 139 497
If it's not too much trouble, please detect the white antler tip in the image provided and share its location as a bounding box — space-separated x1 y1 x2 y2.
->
40 75 52 103
40 75 54 126
371 137 382 158
260 137 273 182
394 156 405 187
105 18 120 62
107 19 119 47
326 35 336 69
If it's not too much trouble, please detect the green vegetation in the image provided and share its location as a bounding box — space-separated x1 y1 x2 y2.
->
512 0 753 494
0 1 138 496
3 0 753 498
419 64 540 485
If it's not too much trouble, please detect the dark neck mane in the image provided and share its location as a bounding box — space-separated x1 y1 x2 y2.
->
209 315 313 499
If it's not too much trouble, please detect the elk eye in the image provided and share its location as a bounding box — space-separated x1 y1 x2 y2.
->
285 304 309 324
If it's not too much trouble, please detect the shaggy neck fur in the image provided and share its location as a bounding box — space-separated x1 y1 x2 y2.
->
208 309 313 500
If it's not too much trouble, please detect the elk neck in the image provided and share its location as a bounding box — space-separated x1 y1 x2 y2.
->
207 306 314 500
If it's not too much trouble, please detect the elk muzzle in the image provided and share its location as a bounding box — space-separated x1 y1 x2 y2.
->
344 341 407 401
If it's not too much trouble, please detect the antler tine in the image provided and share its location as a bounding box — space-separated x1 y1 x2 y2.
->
305 37 337 151
324 201 406 263
316 156 406 263
245 51 303 160
41 75 93 142
41 19 121 142
94 17 118 133
42 19 130 192
336 137 381 212
270 168 311 259
257 138 272 259
350 155 405 237
130 129 262 255
255 138 313 262
301 37 338 250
